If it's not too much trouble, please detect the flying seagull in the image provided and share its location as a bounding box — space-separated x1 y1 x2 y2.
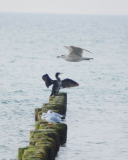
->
42 72 79 96
57 46 93 62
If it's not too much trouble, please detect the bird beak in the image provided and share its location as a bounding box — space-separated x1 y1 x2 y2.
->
59 73 63 75
57 56 60 58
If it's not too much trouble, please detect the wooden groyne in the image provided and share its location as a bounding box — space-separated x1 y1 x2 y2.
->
18 92 67 160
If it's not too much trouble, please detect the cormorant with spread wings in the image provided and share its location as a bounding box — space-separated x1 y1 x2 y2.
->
42 72 79 96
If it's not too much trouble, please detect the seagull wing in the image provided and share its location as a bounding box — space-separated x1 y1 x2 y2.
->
61 78 79 89
64 46 73 54
42 74 54 88
50 116 61 122
64 46 83 57
65 46 93 57
82 48 93 54
69 46 84 57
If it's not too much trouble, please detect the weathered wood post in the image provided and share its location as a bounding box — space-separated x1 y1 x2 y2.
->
18 92 67 160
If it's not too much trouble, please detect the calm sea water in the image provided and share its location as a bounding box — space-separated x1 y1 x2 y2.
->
0 13 128 160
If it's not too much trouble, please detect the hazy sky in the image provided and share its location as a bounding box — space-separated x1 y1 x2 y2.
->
0 0 128 15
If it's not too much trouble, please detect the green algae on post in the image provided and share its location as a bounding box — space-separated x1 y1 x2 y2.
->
18 92 67 160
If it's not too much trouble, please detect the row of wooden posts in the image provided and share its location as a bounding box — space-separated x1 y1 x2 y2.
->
18 92 67 160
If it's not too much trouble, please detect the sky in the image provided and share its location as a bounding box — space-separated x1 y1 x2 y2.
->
0 0 128 15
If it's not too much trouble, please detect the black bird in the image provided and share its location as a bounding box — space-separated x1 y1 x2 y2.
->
42 72 79 96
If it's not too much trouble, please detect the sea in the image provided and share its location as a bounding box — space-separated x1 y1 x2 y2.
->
0 13 128 160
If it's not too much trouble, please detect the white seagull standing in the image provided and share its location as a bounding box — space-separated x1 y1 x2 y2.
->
47 110 65 119
41 112 62 127
57 46 93 62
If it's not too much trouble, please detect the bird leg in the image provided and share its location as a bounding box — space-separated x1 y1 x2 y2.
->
55 92 59 96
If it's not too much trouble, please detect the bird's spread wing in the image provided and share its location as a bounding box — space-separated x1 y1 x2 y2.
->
42 74 54 88
69 46 84 57
64 46 73 53
65 46 93 57
61 78 79 89
82 48 93 54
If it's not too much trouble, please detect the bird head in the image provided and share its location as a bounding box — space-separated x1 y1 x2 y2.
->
41 113 47 120
42 113 46 116
47 110 52 114
55 72 62 77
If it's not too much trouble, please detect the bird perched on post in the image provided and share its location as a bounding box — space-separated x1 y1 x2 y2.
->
42 72 79 96
57 46 93 62
47 110 65 119
41 112 62 127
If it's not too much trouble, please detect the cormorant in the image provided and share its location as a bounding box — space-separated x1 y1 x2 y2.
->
42 72 79 96
57 46 93 62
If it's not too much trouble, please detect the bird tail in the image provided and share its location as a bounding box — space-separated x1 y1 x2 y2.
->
84 58 93 60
